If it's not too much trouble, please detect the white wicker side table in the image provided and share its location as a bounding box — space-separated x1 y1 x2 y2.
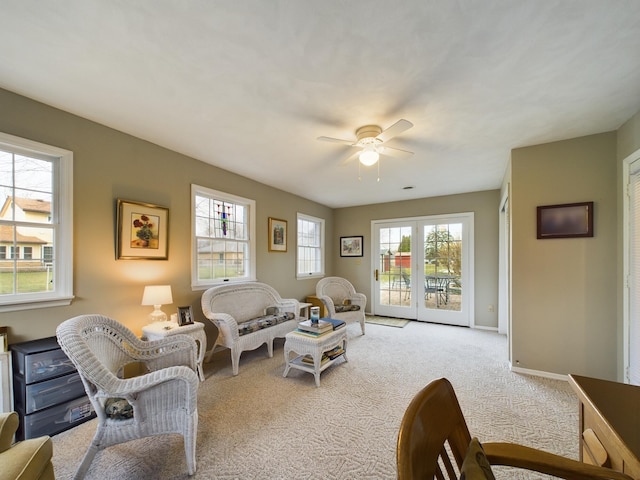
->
142 321 207 381
283 327 348 387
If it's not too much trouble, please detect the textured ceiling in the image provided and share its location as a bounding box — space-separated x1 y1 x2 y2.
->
1 1 640 208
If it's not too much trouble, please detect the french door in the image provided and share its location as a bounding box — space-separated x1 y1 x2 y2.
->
372 213 473 326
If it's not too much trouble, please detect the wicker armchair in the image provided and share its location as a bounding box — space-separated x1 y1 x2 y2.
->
316 277 366 335
56 314 200 479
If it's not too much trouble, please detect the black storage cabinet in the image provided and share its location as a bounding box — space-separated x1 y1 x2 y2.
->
11 336 95 440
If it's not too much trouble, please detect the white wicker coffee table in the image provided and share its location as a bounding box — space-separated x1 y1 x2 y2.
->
283 327 348 387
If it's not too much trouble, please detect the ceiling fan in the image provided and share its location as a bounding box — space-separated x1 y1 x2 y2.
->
317 119 414 166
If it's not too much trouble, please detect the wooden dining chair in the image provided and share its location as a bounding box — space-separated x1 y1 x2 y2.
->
397 377 633 480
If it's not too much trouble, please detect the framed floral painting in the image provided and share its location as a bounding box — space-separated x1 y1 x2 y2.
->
117 199 169 259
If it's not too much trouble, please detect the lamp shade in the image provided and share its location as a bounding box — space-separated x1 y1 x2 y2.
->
142 285 173 324
141 285 173 306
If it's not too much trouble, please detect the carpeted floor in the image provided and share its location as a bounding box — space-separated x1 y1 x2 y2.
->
365 315 410 328
50 320 578 479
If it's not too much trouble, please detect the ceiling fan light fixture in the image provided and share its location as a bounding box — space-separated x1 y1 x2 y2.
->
359 146 379 166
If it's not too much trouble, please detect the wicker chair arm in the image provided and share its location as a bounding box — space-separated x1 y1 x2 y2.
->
483 442 633 480
206 312 238 340
348 293 367 308
142 334 198 372
317 295 336 316
98 365 199 398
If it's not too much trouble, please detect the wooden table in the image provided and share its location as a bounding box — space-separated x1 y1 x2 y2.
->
569 374 640 478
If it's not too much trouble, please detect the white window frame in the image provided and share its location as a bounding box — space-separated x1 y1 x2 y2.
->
0 132 73 312
296 212 325 279
191 184 256 289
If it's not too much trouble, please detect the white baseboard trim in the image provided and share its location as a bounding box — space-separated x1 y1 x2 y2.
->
473 325 498 332
510 364 568 382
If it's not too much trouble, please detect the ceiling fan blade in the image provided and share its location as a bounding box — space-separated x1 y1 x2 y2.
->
317 136 355 146
340 150 361 166
380 145 414 158
376 119 413 143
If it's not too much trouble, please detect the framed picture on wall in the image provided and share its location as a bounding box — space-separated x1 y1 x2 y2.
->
117 199 169 259
268 217 287 252
340 236 363 257
537 201 594 239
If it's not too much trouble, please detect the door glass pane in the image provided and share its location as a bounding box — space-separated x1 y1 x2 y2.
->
378 226 412 307
423 223 462 311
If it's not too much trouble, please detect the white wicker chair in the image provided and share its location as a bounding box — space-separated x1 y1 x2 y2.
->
316 277 367 335
56 314 200 479
201 282 299 375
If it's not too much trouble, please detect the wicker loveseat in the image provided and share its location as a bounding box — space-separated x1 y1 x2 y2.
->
201 282 300 375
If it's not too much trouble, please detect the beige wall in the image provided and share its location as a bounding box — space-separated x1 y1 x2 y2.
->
333 190 501 328
511 132 618 379
0 88 332 344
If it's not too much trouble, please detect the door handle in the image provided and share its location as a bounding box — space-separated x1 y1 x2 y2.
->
375 269 379 281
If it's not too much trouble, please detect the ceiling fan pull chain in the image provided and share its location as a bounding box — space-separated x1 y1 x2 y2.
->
377 160 381 182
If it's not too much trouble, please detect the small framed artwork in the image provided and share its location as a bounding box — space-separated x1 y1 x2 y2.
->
340 236 364 257
177 306 194 326
537 201 594 239
268 217 287 252
117 199 169 259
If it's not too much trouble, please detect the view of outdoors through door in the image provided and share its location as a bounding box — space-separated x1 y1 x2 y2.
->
423 223 462 312
374 214 472 326
378 225 413 309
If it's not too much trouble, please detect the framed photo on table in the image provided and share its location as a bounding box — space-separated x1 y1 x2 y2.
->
268 217 287 252
340 236 363 257
117 199 169 259
537 201 594 239
177 306 194 326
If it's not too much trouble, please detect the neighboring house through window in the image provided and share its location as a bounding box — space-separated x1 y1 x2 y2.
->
191 184 256 288
0 132 73 312
297 213 324 278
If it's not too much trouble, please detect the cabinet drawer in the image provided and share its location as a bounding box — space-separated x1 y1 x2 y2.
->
15 372 85 414
12 337 75 383
21 395 95 439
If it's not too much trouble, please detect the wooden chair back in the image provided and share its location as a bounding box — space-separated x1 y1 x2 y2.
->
397 377 471 479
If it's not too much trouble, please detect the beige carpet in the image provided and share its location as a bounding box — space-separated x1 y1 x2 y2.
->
50 320 578 479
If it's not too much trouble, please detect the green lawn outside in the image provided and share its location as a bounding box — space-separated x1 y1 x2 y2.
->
0 270 52 294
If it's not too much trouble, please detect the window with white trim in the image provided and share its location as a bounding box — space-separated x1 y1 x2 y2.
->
191 185 256 288
0 132 73 312
297 213 324 278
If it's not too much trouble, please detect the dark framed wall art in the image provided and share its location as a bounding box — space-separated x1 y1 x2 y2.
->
537 201 594 239
340 236 363 257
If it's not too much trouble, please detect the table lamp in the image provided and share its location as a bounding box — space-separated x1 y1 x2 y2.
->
141 285 173 323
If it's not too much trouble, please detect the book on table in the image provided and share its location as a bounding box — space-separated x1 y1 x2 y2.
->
298 319 333 333
325 345 345 359
293 328 331 338
322 318 346 330
301 354 330 365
